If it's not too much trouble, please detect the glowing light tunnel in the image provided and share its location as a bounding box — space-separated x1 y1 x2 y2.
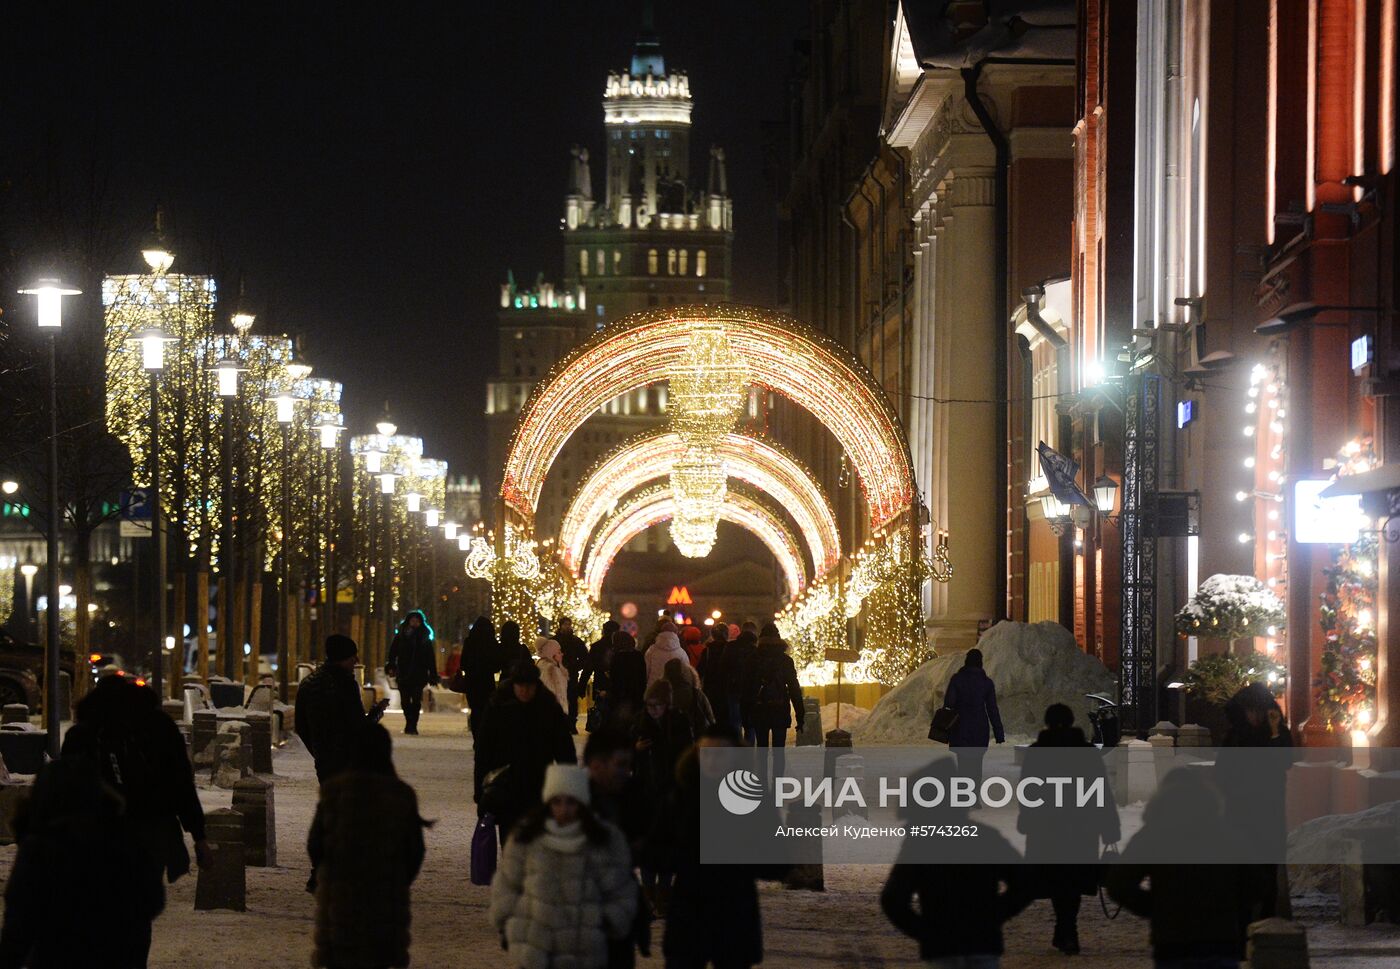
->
583 487 806 602
502 305 914 533
557 430 840 579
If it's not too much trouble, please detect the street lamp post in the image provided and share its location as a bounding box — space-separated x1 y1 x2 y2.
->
274 392 295 702
314 414 342 650
375 412 397 652
213 355 244 679
133 326 174 698
17 279 80 756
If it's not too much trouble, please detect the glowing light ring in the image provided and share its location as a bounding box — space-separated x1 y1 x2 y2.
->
502 305 913 532
583 487 806 602
557 430 841 579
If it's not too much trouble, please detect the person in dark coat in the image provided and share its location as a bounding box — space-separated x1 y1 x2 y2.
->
0 757 165 969
308 722 428 969
296 635 389 783
59 676 212 967
1216 682 1294 924
585 728 651 969
695 624 728 717
554 617 589 733
474 661 578 835
608 630 647 727
742 623 805 774
386 609 440 735
632 680 693 916
497 620 533 677
657 726 782 969
1016 704 1120 955
721 627 758 741
665 658 714 735
461 616 500 741
1107 768 1250 967
941 648 1004 784
883 758 1032 968
581 620 620 728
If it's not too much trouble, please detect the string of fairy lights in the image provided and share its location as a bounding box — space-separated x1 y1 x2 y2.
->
1234 352 1289 661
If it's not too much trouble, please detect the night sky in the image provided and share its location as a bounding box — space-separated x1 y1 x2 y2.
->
1 0 806 474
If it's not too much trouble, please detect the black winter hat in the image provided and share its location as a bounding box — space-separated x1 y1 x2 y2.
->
325 634 358 663
510 660 542 685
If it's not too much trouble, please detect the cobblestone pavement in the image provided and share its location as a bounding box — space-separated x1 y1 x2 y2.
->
1 709 1396 967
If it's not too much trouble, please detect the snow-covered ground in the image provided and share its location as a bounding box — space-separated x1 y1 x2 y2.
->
1 709 1396 968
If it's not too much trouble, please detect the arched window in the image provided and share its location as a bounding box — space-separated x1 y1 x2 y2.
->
579 249 588 277
678 249 688 275
696 250 707 277
647 249 659 275
667 249 677 275
596 250 606 275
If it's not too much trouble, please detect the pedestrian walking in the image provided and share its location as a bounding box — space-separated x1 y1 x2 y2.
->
475 662 577 835
460 616 501 741
498 620 533 677
645 630 693 690
581 620 621 731
1106 768 1250 969
680 625 705 668
386 609 440 736
490 764 637 969
632 680 692 916
742 623 804 771
1016 704 1119 955
296 635 390 783
308 722 429 969
941 648 1004 784
695 624 728 720
555 617 589 733
721 626 758 741
608 630 647 727
535 637 571 714
883 759 1031 969
0 757 165 969
664 658 714 735
584 728 651 969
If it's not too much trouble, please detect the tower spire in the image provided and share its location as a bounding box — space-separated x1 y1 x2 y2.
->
631 0 664 77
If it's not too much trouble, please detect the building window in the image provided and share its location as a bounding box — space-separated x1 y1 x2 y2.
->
678 249 688 275
596 250 605 275
667 249 677 275
648 249 658 274
579 250 588 277
1030 341 1059 473
613 250 622 274
695 250 707 277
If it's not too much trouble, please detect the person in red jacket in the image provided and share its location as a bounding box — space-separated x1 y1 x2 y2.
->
680 625 706 668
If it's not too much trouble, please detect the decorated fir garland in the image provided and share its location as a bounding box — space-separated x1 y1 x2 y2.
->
1174 573 1286 641
1183 652 1289 705
1314 531 1379 729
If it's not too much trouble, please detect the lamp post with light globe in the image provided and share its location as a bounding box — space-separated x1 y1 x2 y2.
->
314 413 343 648
16 278 80 754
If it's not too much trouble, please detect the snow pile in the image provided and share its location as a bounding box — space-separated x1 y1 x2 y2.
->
1287 797 1400 894
819 703 869 734
851 620 1115 746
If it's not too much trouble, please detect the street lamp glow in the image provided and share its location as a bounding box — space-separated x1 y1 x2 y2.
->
405 491 422 513
444 521 459 540
1 481 17 495
458 534 471 551
20 563 37 578
376 418 397 437
17 279 81 328
132 327 174 372
287 361 313 380
274 394 296 424
213 359 241 398
317 422 340 449
425 509 441 528
142 246 175 274
1092 475 1118 515
231 311 256 334
365 449 384 474
378 472 397 495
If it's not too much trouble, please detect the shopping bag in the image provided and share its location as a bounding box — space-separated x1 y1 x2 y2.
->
471 813 499 886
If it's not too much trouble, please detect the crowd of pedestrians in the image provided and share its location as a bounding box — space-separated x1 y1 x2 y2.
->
0 607 1303 969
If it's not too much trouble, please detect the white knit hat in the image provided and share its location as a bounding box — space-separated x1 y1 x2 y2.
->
541 763 591 807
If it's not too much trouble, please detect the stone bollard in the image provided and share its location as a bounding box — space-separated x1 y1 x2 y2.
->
1176 723 1211 748
296 662 315 683
834 752 868 819
1340 826 1400 927
191 710 220 766
1148 720 1178 740
244 711 274 774
0 729 47 775
1 705 29 725
232 775 277 867
796 697 822 746
1245 917 1308 969
1147 732 1176 786
361 684 378 714
1124 738 1157 804
195 809 246 911
209 722 251 789
160 699 186 722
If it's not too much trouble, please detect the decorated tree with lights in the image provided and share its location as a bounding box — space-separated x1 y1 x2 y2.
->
1315 530 1379 729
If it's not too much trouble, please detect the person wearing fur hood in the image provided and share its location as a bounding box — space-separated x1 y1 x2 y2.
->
535 638 571 714
644 630 697 691
491 764 636 969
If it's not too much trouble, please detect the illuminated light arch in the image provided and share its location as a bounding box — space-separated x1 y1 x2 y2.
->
501 305 914 533
557 430 841 578
583 487 806 602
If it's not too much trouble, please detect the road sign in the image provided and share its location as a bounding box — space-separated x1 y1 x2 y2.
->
824 648 860 664
120 519 152 538
120 488 153 520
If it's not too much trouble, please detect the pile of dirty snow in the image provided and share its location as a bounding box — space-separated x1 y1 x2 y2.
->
819 703 870 734
1288 797 1400 894
851 620 1115 746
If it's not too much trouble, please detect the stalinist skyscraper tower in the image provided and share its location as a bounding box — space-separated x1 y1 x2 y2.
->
485 4 735 537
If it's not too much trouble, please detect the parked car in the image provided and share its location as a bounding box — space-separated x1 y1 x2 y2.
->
0 628 78 709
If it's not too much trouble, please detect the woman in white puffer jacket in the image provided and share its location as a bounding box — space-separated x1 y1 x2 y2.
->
490 764 636 969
